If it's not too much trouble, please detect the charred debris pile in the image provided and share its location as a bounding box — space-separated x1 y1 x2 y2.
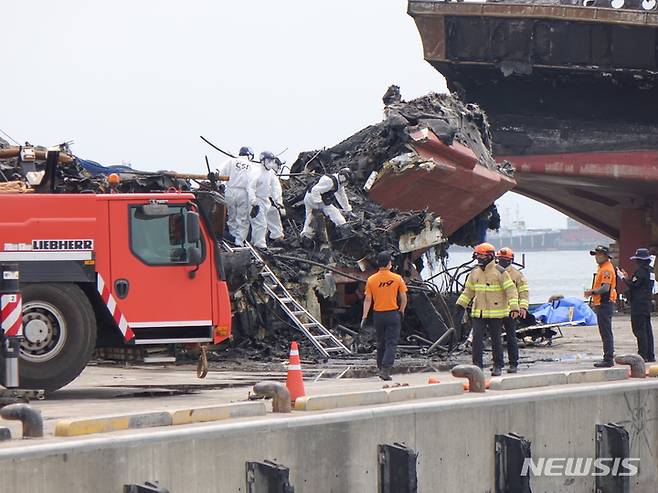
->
286 86 507 248
234 87 509 359
0 87 508 361
0 142 192 194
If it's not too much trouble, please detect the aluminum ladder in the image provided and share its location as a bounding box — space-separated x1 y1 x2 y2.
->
223 241 351 358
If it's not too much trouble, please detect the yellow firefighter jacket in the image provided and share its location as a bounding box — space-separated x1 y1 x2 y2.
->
456 261 519 318
505 265 529 310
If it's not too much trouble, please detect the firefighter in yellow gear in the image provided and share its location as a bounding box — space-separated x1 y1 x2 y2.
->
496 247 529 373
455 243 520 376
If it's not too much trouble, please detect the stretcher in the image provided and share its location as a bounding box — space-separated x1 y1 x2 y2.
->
507 320 583 346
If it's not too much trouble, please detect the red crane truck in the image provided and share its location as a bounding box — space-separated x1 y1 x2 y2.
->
0 190 232 391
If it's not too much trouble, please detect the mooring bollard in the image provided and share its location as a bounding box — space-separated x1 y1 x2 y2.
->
452 364 486 393
0 427 11 441
615 354 646 378
0 404 43 438
0 263 23 389
252 382 292 413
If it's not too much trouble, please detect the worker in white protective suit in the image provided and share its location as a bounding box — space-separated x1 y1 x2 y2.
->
249 151 281 249
301 167 354 239
218 146 257 246
265 156 286 244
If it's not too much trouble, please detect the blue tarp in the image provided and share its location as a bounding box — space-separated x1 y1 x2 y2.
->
531 297 597 326
76 157 135 176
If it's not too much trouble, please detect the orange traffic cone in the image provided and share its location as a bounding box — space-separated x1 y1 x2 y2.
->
286 341 306 403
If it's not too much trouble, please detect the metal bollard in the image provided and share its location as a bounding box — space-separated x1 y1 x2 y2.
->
0 404 43 438
252 382 292 413
0 264 23 389
615 354 646 378
452 364 486 392
0 427 11 441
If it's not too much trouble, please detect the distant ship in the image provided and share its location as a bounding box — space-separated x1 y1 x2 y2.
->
488 222 561 251
488 218 612 251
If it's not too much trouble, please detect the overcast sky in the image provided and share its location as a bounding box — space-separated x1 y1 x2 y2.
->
3 0 566 229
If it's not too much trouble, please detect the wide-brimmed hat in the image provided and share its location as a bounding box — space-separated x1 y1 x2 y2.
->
589 245 610 257
630 248 652 261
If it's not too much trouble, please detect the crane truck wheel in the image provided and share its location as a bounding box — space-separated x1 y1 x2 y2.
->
0 283 97 392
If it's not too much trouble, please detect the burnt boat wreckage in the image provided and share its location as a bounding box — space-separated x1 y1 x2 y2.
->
0 87 516 361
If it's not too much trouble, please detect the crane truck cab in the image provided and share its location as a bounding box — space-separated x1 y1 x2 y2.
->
0 190 232 391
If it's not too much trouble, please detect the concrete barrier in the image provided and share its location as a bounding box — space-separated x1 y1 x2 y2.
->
489 372 567 391
294 382 464 411
3 380 657 492
565 368 628 384
55 411 173 437
170 402 267 425
385 382 463 402
294 389 388 411
56 402 267 437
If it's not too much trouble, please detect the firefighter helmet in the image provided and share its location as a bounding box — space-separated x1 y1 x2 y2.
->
474 242 496 256
496 247 514 260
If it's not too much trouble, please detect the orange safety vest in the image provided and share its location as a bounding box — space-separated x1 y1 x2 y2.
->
592 260 617 305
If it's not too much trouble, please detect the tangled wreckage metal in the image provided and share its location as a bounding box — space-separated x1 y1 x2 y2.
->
0 87 520 363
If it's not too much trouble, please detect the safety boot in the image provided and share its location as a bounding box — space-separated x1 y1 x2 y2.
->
269 238 287 249
491 367 502 377
301 235 315 250
378 368 392 381
593 360 614 368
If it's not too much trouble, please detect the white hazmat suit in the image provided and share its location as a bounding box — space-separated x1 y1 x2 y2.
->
248 161 276 248
218 156 256 246
301 173 352 238
266 163 285 241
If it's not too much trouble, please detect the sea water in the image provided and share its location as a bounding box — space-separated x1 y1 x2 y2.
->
441 250 598 304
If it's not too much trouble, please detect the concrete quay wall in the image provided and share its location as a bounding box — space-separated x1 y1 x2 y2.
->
0 380 657 492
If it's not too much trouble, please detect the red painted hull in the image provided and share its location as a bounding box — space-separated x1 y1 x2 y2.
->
501 150 658 271
370 128 516 236
503 151 658 184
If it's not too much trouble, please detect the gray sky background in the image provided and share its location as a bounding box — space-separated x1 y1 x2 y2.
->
3 0 566 229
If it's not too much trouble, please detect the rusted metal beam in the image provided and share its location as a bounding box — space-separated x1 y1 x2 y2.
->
408 1 658 28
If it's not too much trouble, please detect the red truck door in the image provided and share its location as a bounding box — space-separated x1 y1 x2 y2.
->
108 199 214 342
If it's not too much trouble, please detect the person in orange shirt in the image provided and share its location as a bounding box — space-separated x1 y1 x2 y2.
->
584 245 618 367
361 251 408 381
